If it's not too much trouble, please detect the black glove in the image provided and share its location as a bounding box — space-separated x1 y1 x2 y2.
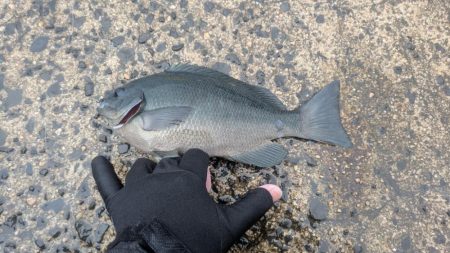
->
91 149 281 253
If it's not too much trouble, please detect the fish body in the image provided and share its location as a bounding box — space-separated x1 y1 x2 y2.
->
97 65 351 167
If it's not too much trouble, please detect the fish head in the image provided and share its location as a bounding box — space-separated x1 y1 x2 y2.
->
97 86 146 129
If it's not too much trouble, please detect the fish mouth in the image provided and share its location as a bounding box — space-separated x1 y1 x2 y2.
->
113 100 143 129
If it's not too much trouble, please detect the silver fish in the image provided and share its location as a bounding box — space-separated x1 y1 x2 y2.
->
97 64 352 167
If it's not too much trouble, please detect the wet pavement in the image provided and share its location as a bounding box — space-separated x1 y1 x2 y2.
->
0 0 449 252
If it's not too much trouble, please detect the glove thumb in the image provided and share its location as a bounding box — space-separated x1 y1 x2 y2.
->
219 185 281 249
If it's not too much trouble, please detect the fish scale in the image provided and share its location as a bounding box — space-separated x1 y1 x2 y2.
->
98 64 352 167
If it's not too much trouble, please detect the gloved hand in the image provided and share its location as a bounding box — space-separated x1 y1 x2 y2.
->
91 149 282 253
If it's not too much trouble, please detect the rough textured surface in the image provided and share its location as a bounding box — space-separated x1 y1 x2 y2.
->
0 0 449 252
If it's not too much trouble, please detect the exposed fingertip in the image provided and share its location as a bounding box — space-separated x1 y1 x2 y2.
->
206 168 212 192
259 184 282 202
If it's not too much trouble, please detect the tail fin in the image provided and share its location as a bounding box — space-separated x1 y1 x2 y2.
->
296 80 352 148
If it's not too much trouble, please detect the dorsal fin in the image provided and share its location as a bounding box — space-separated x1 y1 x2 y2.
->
166 64 287 110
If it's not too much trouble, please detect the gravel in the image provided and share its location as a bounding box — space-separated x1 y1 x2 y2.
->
117 48 135 64
111 36 125 47
315 15 325 23
75 220 93 242
5 89 23 109
256 70 265 85
34 238 46 250
305 154 317 167
138 32 151 44
0 128 6 146
225 53 241 65
98 134 107 143
95 223 110 243
47 83 61 97
41 198 65 213
172 43 184 51
309 198 328 221
84 80 95 97
30 36 49 52
211 62 231 74
156 42 167 52
280 2 291 12
204 2 215 13
39 168 48 176
117 143 130 154
274 75 286 87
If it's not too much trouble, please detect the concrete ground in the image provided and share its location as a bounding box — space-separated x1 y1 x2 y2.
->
0 0 449 252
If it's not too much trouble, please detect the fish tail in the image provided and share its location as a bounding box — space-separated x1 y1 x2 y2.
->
294 80 352 147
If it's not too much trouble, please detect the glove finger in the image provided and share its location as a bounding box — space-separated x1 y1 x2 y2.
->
153 157 181 173
126 158 157 185
91 156 123 203
220 187 277 245
178 149 209 183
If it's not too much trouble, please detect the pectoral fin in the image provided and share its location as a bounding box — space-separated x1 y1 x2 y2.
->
140 106 193 131
153 150 180 158
230 142 288 167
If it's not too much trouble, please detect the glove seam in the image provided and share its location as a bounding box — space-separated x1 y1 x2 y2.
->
215 205 226 253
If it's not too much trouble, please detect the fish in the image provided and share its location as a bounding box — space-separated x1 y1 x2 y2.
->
97 64 352 167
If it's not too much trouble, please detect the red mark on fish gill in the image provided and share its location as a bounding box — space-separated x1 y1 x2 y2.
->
119 102 141 125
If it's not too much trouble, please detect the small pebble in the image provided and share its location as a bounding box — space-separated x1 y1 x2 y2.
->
305 154 317 167
316 15 325 23
111 36 125 47
305 244 313 252
48 227 61 238
30 36 49 52
280 2 290 12
26 198 37 206
118 143 130 154
138 32 151 44
204 1 215 13
78 61 86 70
0 146 14 153
0 169 9 180
75 220 93 242
435 75 444 86
279 218 292 229
39 169 48 176
225 53 241 65
96 206 106 217
88 200 96 210
34 238 46 249
95 223 110 243
309 198 328 221
63 209 71 220
98 134 107 143
256 70 265 85
274 75 286 87
84 81 94 96
156 42 167 52
172 43 184 51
